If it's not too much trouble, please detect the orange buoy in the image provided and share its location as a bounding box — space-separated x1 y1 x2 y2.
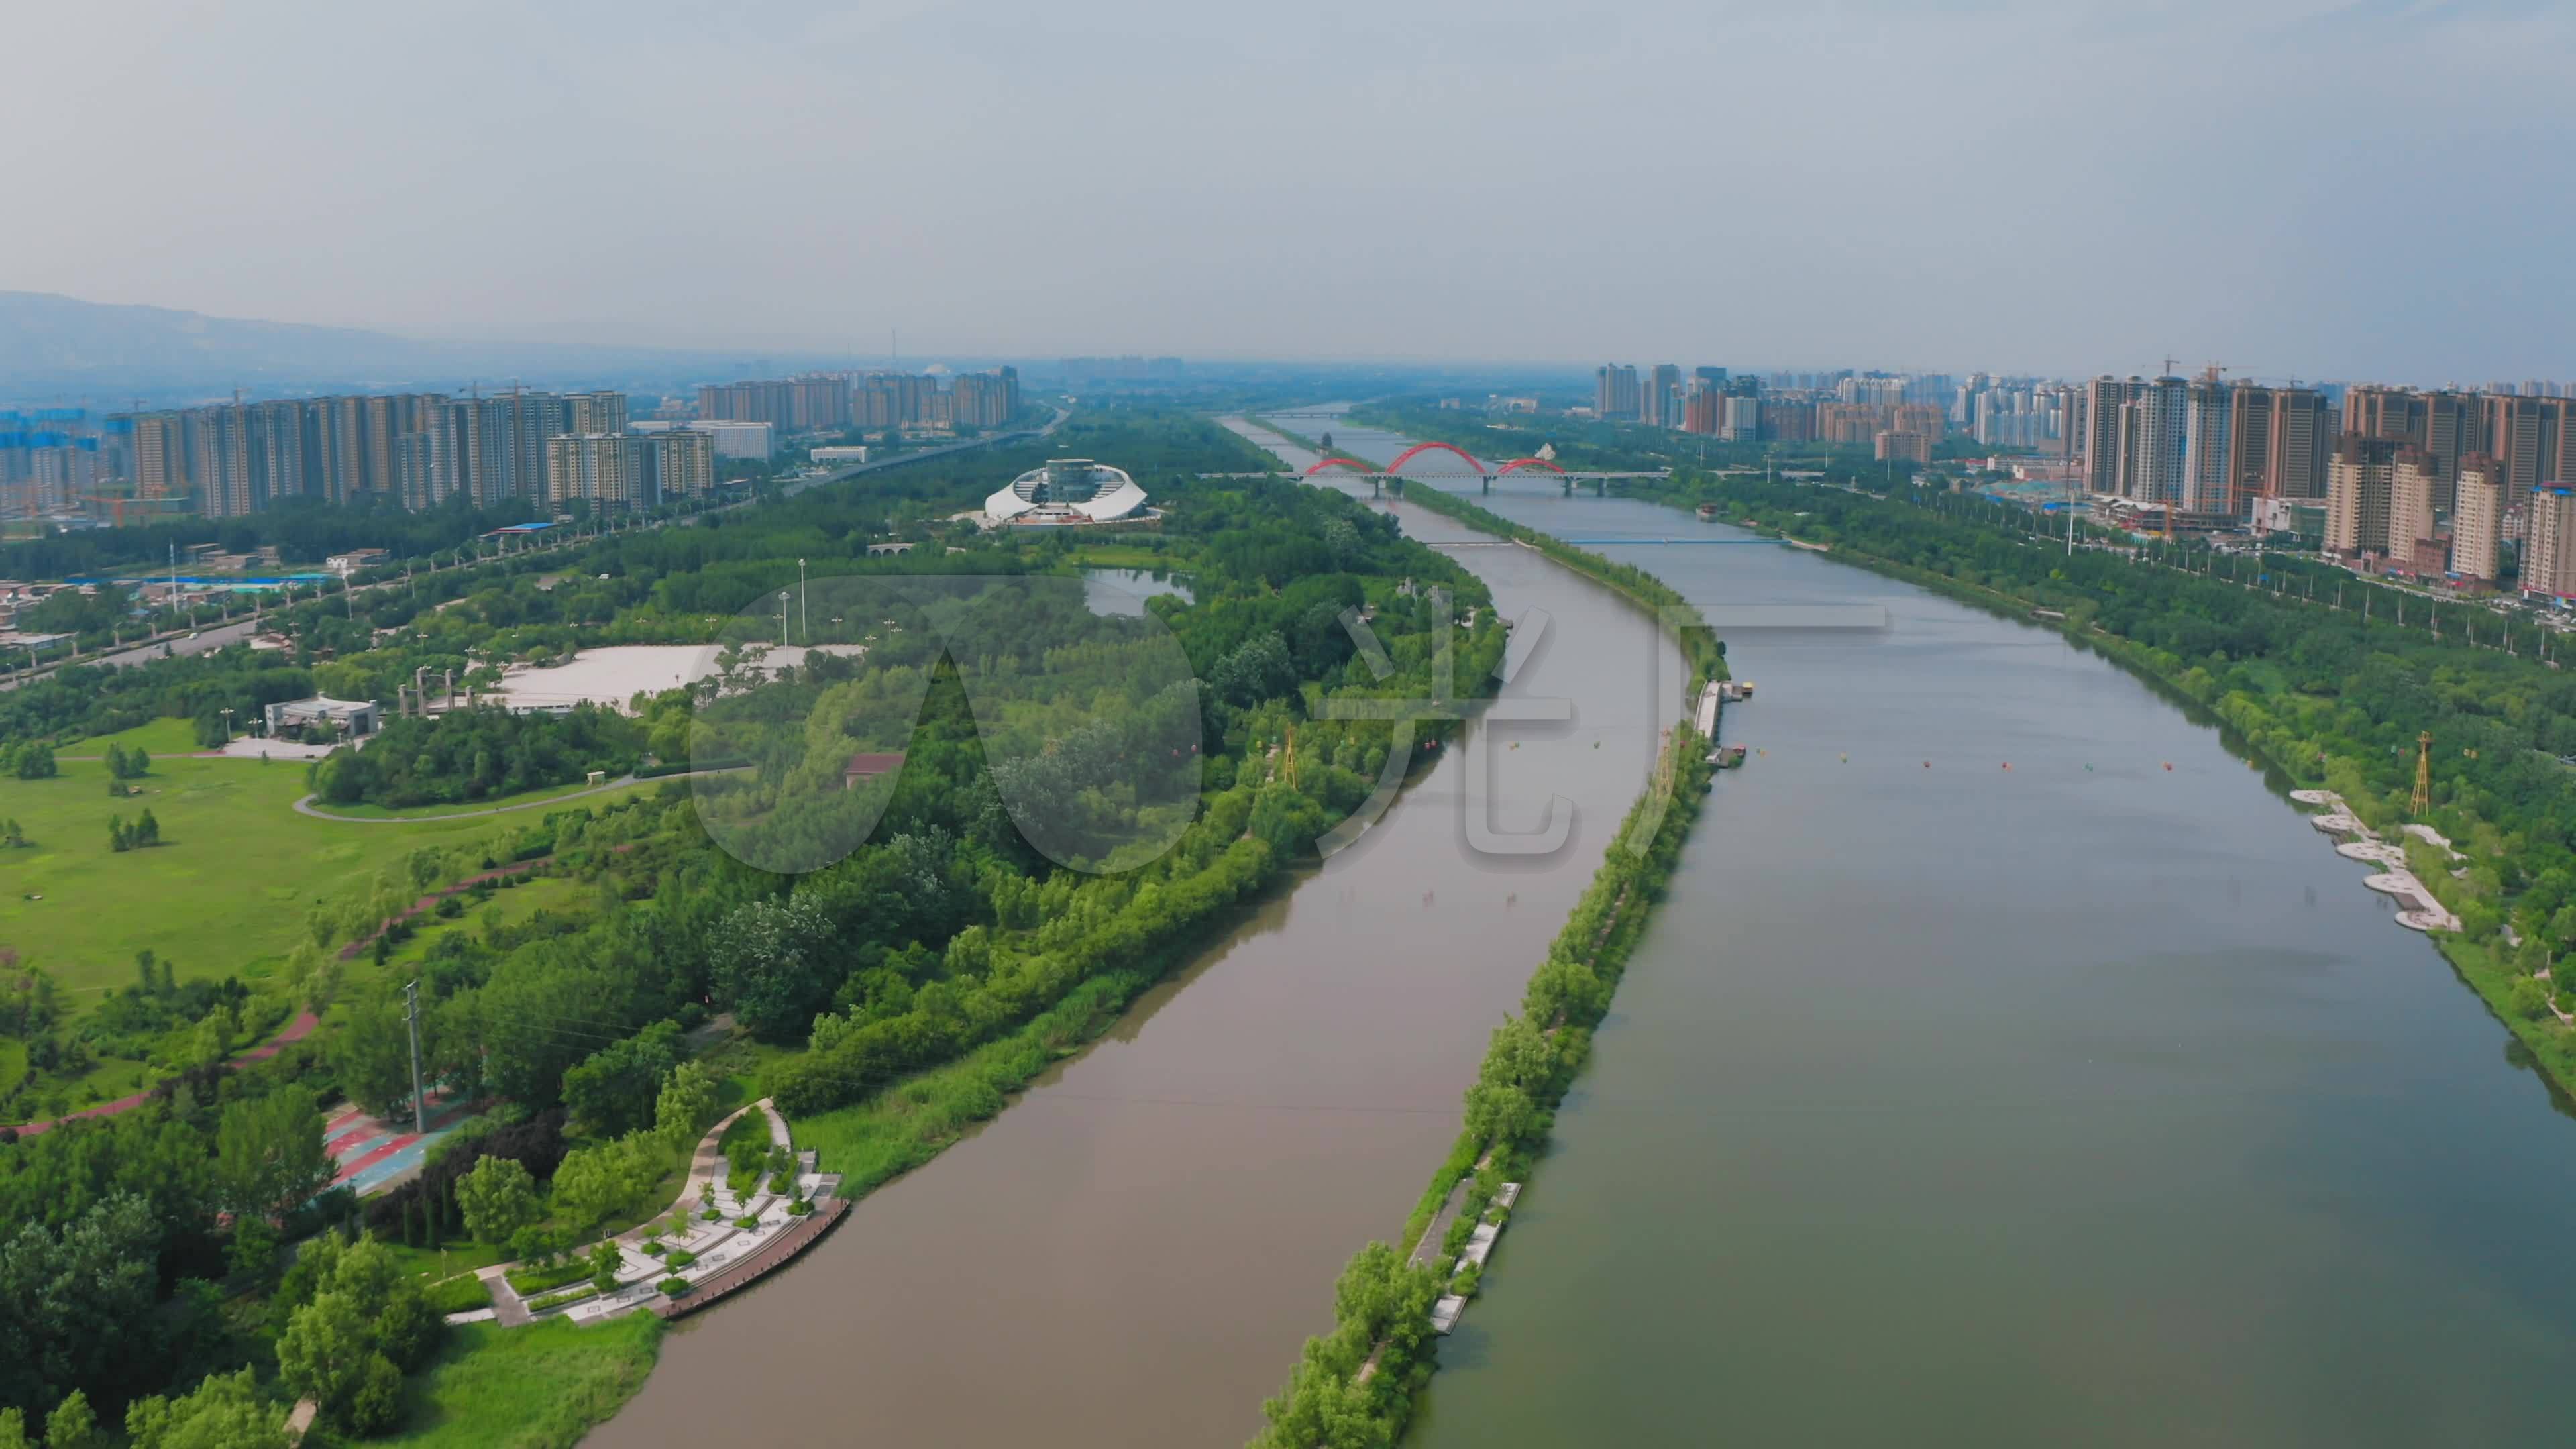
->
2163 761 2173 771
2001 762 2011 770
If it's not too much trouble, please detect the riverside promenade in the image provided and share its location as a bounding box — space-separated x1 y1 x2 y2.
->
458 1097 844 1329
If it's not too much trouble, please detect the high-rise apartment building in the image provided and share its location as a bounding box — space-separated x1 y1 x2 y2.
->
2523 486 2576 600
1595 365 1641 421
1721 395 1760 443
566 390 629 437
2479 394 2573 495
545 434 635 508
131 413 187 500
635 428 715 502
2122 376 2189 505
2388 447 2440 570
1682 383 1720 436
2082 376 2145 493
2325 435 2399 557
2224 385 2273 515
1647 365 1682 427
2264 388 2332 500
2451 455 2502 584
2182 378 2233 513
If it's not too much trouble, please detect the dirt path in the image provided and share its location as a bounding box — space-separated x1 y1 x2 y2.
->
7 1008 320 1136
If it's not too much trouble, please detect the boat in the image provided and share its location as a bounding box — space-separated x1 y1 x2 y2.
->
1708 745 1747 768
1696 502 1719 520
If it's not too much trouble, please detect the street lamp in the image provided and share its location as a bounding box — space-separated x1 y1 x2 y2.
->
798 558 807 643
219 707 234 741
779 590 790 648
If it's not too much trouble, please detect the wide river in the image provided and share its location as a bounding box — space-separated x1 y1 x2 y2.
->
1297 417 2576 1448
596 424 1684 1446
604 411 2576 1448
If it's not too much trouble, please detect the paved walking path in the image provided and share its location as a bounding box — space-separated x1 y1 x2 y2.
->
451 1097 845 1328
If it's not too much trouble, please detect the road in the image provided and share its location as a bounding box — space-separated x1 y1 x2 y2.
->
777 404 1071 498
0 616 260 693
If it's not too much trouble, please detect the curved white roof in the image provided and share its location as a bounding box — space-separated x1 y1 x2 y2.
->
985 458 1148 525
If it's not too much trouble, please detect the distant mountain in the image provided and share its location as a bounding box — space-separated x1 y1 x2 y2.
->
0 292 856 406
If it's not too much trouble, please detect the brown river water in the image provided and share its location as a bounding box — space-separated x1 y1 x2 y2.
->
590 423 1682 1447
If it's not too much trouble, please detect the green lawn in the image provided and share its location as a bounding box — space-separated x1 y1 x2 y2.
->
0 749 510 1012
374 875 592 979
63 717 204 757
382 1316 664 1449
301 776 656 822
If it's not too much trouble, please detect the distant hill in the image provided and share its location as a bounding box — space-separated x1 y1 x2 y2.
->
0 291 854 406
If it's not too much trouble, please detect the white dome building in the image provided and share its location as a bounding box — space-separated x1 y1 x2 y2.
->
984 458 1151 527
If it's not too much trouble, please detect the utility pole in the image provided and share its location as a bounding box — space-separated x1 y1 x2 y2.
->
402 980 427 1133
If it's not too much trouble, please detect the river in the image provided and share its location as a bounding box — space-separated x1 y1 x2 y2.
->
594 427 1682 1446
1279 415 2576 1447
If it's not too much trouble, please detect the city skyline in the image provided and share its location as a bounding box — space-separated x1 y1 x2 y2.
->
7 1 2571 377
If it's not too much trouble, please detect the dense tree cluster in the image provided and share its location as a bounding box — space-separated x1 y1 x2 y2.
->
309 704 643 808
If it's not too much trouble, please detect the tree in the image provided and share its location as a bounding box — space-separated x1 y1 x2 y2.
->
0 1407 22 1449
547 1138 655 1230
226 1216 279 1279
588 1239 623 1294
11 744 55 780
121 1369 286 1449
274 1291 380 1434
455 1155 541 1246
0 1196 162 1424
213 1086 333 1222
708 895 838 1040
136 809 161 847
275 1237 437 1435
42 1391 99 1449
561 1020 683 1137
330 992 415 1120
653 1061 720 1152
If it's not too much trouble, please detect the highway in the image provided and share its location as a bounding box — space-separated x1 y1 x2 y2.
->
777 404 1069 498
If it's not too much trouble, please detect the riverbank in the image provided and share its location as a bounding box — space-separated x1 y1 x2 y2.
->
1246 713 1715 1447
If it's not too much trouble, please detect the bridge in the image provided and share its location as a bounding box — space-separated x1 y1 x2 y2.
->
1295 443 1672 497
1423 537 1788 549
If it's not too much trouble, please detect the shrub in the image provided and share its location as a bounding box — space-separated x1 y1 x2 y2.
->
787 1199 814 1217
735 1214 758 1229
506 1258 595 1297
661 1248 697 1269
528 1285 599 1313
659 1276 690 1295
426 1275 494 1315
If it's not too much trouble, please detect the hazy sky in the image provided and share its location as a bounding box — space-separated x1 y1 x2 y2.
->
9 0 2571 380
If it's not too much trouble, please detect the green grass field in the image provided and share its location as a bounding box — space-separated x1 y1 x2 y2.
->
0 741 533 1012
382 1316 664 1449
299 775 656 821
